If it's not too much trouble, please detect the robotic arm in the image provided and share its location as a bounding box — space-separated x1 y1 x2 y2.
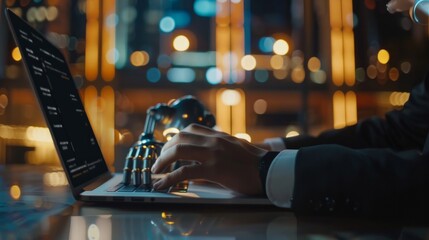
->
122 96 215 189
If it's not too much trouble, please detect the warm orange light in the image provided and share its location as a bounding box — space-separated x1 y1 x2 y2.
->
286 130 300 138
100 86 115 170
273 69 288 80
367 65 377 79
12 47 22 61
173 35 190 51
343 30 355 86
270 55 284 70
331 29 344 86
291 67 305 83
221 89 241 106
85 0 100 81
333 91 346 129
130 51 150 67
307 57 321 72
345 91 357 125
10 185 21 200
101 0 116 81
377 49 390 64
389 67 400 81
389 92 410 106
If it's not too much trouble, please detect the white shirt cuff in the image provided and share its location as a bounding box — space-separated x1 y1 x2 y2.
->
266 150 297 208
264 138 286 151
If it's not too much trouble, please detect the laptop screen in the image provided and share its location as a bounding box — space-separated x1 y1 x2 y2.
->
6 9 109 187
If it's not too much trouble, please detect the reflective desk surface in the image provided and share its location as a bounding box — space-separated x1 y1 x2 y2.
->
1 165 429 240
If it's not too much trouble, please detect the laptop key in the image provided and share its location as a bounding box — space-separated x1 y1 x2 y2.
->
117 185 137 192
151 188 169 193
135 185 152 192
106 183 124 192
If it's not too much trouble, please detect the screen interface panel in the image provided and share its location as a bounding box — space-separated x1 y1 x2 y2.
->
7 10 109 187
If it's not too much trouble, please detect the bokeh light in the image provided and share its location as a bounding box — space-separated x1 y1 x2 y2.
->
273 39 289 55
12 47 21 61
389 92 410 107
221 89 241 106
194 0 217 17
377 49 390 64
291 67 305 83
10 185 21 200
254 70 269 83
241 55 257 71
310 70 327 84
259 37 275 53
159 16 175 33
130 51 150 67
388 67 399 81
146 68 161 83
273 69 288 80
366 65 377 79
400 61 411 74
167 68 195 83
270 55 284 70
206 67 223 85
0 94 9 110
355 67 366 82
307 57 321 72
173 35 190 51
253 99 267 114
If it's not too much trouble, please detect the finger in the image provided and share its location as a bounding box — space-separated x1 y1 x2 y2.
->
153 164 206 190
182 123 220 135
152 144 211 173
161 131 208 155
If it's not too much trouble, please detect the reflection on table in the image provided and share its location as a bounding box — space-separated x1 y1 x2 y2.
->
1 165 429 240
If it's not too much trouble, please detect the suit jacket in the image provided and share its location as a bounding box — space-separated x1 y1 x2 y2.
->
283 72 429 217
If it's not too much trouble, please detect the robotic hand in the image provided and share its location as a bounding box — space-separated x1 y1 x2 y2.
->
122 96 216 189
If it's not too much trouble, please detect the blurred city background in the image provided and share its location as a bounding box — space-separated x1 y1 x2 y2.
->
0 0 428 171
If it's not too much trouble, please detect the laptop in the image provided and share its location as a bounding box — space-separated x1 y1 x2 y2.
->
5 8 270 205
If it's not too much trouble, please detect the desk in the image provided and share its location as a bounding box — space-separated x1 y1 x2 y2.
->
1 165 428 239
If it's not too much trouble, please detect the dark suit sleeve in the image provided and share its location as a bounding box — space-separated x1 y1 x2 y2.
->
291 145 428 217
286 73 429 216
283 72 429 152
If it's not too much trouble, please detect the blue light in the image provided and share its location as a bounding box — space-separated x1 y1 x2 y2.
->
147 68 161 83
159 17 175 33
258 37 275 53
254 70 269 83
194 0 217 17
206 67 223 85
166 11 191 27
167 68 195 83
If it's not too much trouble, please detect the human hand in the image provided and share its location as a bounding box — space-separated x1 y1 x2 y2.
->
151 124 267 195
386 0 414 13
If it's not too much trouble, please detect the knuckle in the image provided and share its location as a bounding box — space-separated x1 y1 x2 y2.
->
188 123 200 131
173 144 185 155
